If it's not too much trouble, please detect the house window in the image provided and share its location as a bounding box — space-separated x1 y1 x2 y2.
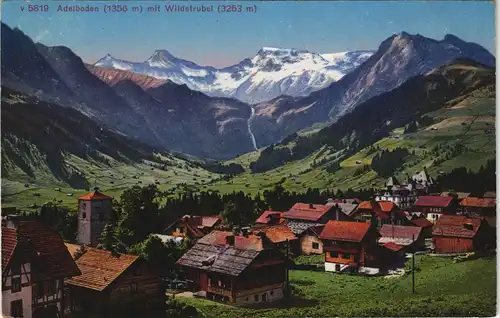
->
341 253 351 259
270 291 274 296
11 277 21 293
130 283 138 294
335 264 341 271
48 280 57 295
254 295 259 302
329 251 338 258
82 212 87 219
11 300 23 318
262 293 267 302
312 242 319 249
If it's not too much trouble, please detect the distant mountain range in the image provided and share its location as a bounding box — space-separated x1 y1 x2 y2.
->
249 32 496 147
95 48 374 104
1 22 495 160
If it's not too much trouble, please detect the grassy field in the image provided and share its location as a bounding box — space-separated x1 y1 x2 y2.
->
2 88 495 208
203 93 495 194
178 255 496 317
2 153 219 212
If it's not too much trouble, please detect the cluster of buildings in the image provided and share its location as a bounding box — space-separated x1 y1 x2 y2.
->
1 174 496 314
2 189 165 318
167 172 496 304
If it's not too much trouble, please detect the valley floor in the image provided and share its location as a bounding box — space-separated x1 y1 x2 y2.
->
177 255 496 317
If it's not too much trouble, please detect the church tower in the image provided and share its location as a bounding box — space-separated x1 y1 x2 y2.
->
77 188 113 246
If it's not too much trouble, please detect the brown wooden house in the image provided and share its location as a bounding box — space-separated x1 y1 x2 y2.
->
319 221 396 275
378 224 425 252
64 245 165 317
410 217 434 238
414 196 457 222
2 220 81 318
460 197 496 216
164 215 223 241
432 215 492 254
254 210 285 226
250 225 298 254
351 201 408 228
177 230 288 305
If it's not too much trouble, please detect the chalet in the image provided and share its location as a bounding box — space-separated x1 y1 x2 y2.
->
414 196 457 222
177 231 288 305
410 217 434 238
77 189 113 247
459 197 496 217
254 210 285 226
432 215 492 254
378 225 425 252
284 203 350 235
319 221 395 275
2 220 81 318
64 245 165 316
250 225 298 253
298 225 325 255
164 215 223 241
351 201 408 227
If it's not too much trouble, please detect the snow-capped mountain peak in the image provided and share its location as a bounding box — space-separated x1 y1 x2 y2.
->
95 47 375 103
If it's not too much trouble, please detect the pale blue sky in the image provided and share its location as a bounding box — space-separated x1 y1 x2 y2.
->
2 1 495 67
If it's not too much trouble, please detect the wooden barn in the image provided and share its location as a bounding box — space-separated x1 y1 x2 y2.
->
432 215 492 254
177 231 288 305
64 245 165 317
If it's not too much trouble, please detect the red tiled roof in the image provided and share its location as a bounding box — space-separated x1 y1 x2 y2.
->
383 242 404 252
432 215 483 238
197 231 265 251
460 197 496 208
65 247 138 291
284 203 332 222
415 196 453 208
379 225 422 240
357 201 374 210
255 210 285 224
319 221 371 242
2 228 18 270
17 221 81 279
378 202 398 213
410 218 434 228
78 190 113 201
355 201 403 220
255 225 297 243
198 216 222 228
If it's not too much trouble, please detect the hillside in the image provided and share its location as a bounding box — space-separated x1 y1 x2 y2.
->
249 33 495 148
1 87 220 211
205 60 495 194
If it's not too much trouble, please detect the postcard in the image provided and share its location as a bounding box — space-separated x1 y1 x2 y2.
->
0 1 496 317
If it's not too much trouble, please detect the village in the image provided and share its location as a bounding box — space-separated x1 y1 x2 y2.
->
1 170 496 317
